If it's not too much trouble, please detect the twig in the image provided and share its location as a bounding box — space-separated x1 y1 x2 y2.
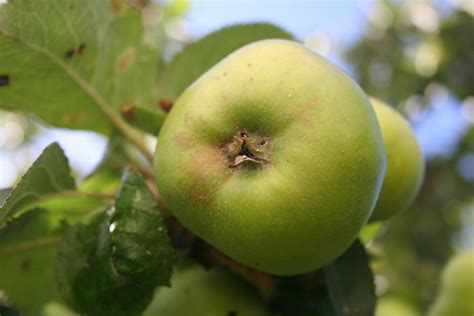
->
163 214 278 292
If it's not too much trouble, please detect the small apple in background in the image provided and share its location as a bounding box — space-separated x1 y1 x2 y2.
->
41 302 76 316
143 261 269 316
368 97 425 222
375 296 420 316
428 250 474 316
154 39 386 275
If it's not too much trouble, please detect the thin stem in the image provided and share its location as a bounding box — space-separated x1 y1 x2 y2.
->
36 190 114 201
128 163 155 180
0 237 60 256
9 190 113 220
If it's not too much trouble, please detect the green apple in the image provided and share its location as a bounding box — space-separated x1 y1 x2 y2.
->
429 250 474 316
143 262 269 316
375 297 420 316
154 39 386 275
369 98 425 221
41 302 77 316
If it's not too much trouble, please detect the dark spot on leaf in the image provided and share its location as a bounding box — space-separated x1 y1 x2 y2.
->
20 258 31 271
248 63 251 67
78 43 86 54
65 49 74 58
0 74 10 87
158 98 174 112
127 0 147 10
120 104 135 121
110 0 122 13
65 43 86 59
228 311 237 316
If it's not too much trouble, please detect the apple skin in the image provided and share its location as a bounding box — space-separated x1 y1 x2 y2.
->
429 250 474 316
143 262 269 316
369 98 425 222
154 39 386 275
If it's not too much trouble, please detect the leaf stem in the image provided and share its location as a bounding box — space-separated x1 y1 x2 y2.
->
32 190 115 202
0 237 60 256
0 30 154 162
5 190 113 222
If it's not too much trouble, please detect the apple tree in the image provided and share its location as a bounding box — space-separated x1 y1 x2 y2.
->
0 1 433 315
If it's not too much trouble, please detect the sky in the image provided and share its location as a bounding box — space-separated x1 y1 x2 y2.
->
184 0 373 74
186 0 370 42
0 0 471 187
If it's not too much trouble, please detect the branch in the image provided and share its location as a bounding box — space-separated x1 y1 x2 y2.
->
163 213 278 293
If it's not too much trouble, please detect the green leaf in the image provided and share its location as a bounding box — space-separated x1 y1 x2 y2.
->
126 105 167 135
0 0 165 134
55 169 176 316
157 23 294 100
277 272 334 316
323 239 376 316
0 189 11 204
278 240 375 316
359 222 384 244
0 143 75 228
0 306 24 316
0 208 78 314
0 187 105 314
80 170 121 194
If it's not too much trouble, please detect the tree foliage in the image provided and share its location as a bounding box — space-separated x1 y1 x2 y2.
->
0 0 472 315
346 1 474 311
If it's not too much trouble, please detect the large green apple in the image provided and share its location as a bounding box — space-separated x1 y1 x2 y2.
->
369 98 425 221
154 39 386 275
143 261 269 316
429 250 474 316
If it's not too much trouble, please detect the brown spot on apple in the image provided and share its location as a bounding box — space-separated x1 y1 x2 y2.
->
184 146 229 206
174 132 194 150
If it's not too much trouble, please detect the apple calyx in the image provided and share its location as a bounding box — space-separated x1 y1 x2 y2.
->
223 129 272 168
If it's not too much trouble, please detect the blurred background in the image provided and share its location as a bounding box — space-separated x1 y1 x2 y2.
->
0 0 473 313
